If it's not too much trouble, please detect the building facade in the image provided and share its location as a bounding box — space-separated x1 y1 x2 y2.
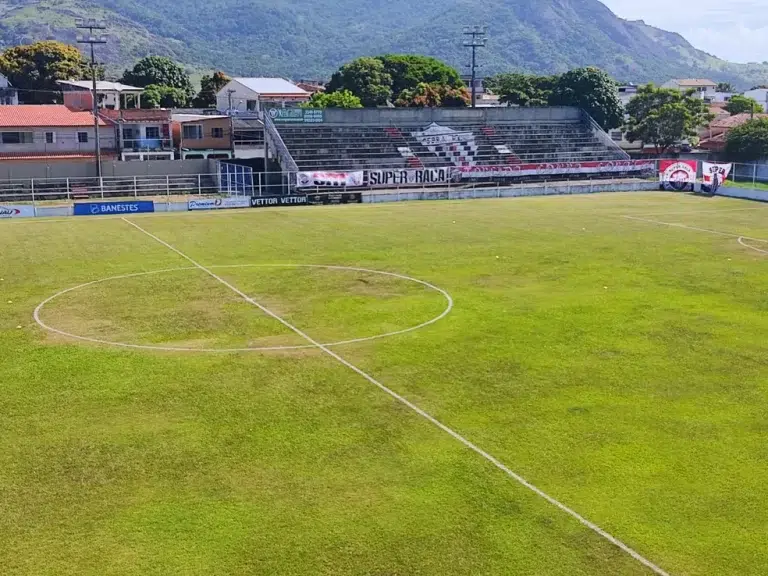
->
172 114 233 159
0 73 19 106
0 105 115 161
101 109 174 161
215 78 309 114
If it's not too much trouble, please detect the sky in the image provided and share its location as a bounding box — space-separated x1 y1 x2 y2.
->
601 0 768 63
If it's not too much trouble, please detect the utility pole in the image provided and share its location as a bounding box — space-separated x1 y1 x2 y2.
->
75 19 107 177
462 25 488 108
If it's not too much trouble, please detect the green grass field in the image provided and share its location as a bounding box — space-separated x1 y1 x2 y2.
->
2 192 767 576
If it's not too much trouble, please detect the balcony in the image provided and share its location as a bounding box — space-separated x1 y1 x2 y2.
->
122 138 173 152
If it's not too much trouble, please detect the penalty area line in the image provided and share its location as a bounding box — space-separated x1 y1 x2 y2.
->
120 216 671 576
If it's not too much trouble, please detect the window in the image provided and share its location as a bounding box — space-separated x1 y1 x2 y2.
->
246 100 259 111
45 132 55 144
145 127 160 140
1 131 33 144
183 124 203 140
610 131 623 142
123 127 135 140
211 127 224 139
78 132 89 143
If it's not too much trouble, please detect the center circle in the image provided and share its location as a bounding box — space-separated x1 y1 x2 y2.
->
33 264 453 353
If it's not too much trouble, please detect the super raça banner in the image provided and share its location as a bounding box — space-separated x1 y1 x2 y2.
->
659 160 698 192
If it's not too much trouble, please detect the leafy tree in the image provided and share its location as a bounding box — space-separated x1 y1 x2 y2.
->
549 67 624 130
0 41 91 104
121 56 194 103
624 84 714 154
194 71 230 107
377 54 463 97
300 89 362 108
327 54 463 107
716 82 735 93
141 84 189 109
725 117 768 161
483 73 555 107
725 94 763 115
394 83 469 107
326 57 392 107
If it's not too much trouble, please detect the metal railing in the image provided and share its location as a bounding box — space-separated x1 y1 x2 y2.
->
2 160 767 206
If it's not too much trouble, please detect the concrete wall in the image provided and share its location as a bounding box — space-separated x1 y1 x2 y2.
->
320 107 581 126
0 159 214 180
716 185 768 202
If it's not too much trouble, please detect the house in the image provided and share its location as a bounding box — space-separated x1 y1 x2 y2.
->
215 78 310 114
0 74 18 106
100 108 173 161
296 81 325 94
699 112 768 152
172 113 233 159
743 88 768 112
58 80 144 110
617 84 639 107
663 78 717 94
0 105 115 161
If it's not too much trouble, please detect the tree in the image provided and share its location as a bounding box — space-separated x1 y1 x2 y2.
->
624 84 714 154
300 90 362 109
483 73 555 107
121 56 194 104
394 83 469 107
141 84 189 109
194 71 230 107
716 82 735 93
326 57 392 107
725 94 763 116
0 41 91 104
326 54 463 107
725 118 768 161
549 67 624 130
377 54 463 98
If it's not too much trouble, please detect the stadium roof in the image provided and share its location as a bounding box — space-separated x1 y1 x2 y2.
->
232 77 309 96
57 80 144 92
0 105 108 127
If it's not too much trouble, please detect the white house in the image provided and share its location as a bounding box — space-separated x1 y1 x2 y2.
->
743 88 768 112
216 78 310 114
0 73 19 106
0 105 116 161
662 78 718 97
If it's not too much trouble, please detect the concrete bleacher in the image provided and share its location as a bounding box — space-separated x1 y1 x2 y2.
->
273 107 629 174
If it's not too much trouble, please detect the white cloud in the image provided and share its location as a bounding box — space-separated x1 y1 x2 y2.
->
601 0 768 63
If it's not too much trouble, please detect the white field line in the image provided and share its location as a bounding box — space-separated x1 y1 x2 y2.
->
121 216 670 576
738 237 768 254
33 264 453 353
621 215 768 243
626 206 768 218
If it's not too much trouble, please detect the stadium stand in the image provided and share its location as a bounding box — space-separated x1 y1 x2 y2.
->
271 107 630 175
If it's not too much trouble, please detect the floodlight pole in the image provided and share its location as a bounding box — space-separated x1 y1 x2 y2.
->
76 19 107 178
462 25 488 108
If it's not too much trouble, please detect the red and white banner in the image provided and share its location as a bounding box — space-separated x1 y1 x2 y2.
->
0 204 35 218
659 160 697 191
297 171 364 188
368 168 451 186
454 160 656 180
701 162 732 194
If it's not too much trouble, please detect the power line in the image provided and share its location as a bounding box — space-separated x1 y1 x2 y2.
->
462 25 488 109
75 18 107 177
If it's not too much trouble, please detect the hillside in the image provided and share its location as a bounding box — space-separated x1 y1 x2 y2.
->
1 0 767 88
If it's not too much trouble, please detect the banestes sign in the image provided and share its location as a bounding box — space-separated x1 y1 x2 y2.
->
73 201 155 216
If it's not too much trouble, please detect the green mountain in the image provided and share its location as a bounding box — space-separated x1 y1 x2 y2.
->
1 0 767 88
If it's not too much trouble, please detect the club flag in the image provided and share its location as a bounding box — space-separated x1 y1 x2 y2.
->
659 160 697 192
701 162 732 194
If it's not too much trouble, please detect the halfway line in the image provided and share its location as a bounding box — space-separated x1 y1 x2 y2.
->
121 216 670 576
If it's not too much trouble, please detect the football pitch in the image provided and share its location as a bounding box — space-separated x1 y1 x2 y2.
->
1 192 767 575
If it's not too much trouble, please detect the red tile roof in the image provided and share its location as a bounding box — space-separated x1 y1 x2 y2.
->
100 108 171 122
0 105 108 127
711 113 768 129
